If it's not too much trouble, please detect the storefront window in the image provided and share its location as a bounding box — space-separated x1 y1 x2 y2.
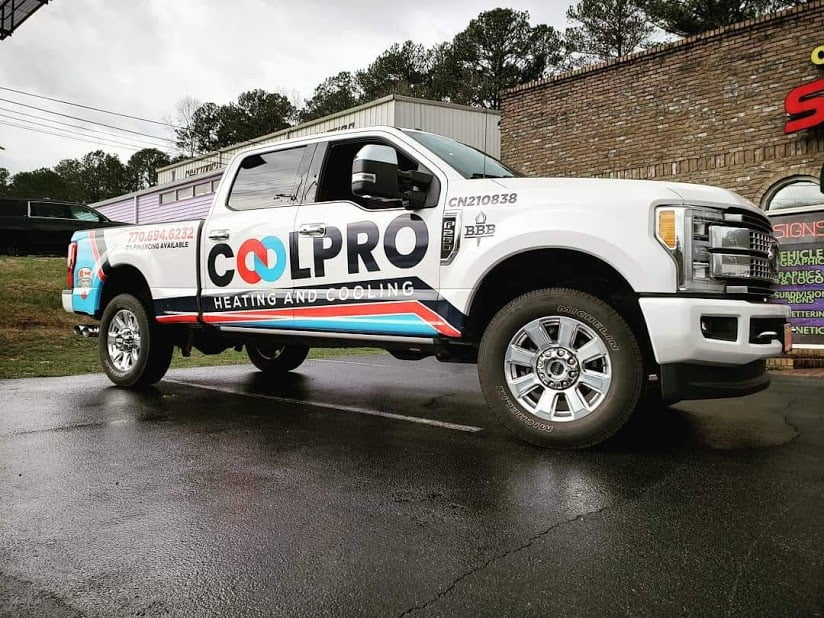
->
764 177 824 211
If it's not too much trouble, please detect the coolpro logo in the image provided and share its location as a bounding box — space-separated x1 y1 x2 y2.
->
207 214 429 287
236 237 288 284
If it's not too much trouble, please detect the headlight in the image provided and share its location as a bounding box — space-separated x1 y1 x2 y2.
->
655 206 725 293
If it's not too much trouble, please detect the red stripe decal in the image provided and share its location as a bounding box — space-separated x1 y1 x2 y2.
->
88 231 107 281
157 314 199 324
202 300 461 337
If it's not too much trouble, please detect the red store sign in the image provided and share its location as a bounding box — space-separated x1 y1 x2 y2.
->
784 45 824 134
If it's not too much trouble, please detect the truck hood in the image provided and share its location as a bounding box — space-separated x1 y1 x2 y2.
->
486 177 761 214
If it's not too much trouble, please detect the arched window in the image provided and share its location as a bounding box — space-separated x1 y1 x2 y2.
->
763 176 824 211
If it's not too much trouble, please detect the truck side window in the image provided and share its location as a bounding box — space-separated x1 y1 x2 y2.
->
315 140 420 209
69 205 103 222
30 202 71 219
228 146 307 211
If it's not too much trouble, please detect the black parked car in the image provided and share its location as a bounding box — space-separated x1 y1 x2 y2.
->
0 198 125 256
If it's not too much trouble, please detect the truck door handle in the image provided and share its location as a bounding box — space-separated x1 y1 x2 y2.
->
299 223 326 237
208 230 230 241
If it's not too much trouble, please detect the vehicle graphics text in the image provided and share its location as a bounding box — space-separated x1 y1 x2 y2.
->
125 226 195 251
210 280 417 310
207 213 428 287
448 193 518 208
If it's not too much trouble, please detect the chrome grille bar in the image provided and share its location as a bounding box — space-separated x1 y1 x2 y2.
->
707 213 780 294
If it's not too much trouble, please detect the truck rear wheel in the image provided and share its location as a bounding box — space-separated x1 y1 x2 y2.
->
246 344 309 375
99 293 174 387
478 288 644 449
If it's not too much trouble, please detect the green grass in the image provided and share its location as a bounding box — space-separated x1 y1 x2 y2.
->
0 256 381 379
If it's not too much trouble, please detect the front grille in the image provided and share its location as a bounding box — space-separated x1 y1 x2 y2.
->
749 255 777 280
707 210 779 298
749 231 772 254
724 208 774 234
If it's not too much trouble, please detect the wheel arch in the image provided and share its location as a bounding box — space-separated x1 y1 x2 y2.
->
95 265 153 320
464 248 656 369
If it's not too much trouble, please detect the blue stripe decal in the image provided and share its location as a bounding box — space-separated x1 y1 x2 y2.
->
222 314 439 336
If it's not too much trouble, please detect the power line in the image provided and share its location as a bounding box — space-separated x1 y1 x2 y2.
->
0 107 175 150
0 85 179 128
0 113 175 152
0 97 176 143
0 119 169 153
0 119 173 153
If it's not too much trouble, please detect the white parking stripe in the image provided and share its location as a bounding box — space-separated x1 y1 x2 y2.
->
162 378 485 434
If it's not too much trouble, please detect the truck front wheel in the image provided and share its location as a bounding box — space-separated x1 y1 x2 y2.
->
478 288 644 449
246 344 309 375
99 293 174 387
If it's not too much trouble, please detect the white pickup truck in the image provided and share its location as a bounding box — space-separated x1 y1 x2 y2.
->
63 127 789 448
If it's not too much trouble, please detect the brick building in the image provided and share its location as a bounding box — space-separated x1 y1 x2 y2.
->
500 1 824 210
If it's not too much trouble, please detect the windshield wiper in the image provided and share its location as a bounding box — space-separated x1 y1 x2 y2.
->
470 173 505 179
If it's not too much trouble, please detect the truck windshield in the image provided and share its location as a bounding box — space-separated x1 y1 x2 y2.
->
402 130 520 179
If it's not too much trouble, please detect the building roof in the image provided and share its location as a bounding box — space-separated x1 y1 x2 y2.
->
503 0 824 96
1 0 49 40
156 94 499 175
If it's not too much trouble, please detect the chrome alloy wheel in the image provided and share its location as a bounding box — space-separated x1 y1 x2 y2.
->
504 316 613 422
256 345 286 360
107 309 142 372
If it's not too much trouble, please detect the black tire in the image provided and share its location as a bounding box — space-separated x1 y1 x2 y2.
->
246 343 309 374
99 293 174 387
478 288 644 449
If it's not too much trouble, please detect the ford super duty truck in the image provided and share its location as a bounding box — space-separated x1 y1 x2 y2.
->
63 127 790 449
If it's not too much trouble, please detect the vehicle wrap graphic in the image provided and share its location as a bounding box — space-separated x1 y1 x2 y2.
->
71 230 110 315
154 277 465 337
207 214 429 287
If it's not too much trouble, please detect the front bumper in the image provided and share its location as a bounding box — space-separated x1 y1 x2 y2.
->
659 360 770 402
639 297 789 365
640 297 789 403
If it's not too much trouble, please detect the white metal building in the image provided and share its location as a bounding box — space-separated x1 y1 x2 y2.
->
92 95 500 224
157 94 501 184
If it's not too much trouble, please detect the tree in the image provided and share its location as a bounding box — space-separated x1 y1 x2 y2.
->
300 71 362 122
445 9 563 108
189 102 222 154
53 158 85 202
356 41 431 101
77 151 129 203
0 167 9 196
126 148 171 191
172 96 202 158
224 89 295 143
183 90 296 154
640 0 801 36
566 0 654 61
7 168 69 200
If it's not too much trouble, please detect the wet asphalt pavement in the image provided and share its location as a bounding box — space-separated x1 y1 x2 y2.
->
1 354 822 616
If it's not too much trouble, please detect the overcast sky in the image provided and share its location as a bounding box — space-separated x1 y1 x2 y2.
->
0 0 571 174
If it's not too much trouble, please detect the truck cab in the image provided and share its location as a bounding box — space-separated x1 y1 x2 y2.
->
63 127 789 449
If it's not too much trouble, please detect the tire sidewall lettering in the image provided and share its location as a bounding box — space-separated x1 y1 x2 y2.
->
555 304 620 351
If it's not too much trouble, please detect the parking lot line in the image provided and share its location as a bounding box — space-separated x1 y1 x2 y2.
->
162 378 485 434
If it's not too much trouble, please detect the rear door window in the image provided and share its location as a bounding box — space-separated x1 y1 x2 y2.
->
227 146 309 211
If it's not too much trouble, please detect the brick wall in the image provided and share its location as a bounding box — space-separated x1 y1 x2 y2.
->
500 1 824 205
